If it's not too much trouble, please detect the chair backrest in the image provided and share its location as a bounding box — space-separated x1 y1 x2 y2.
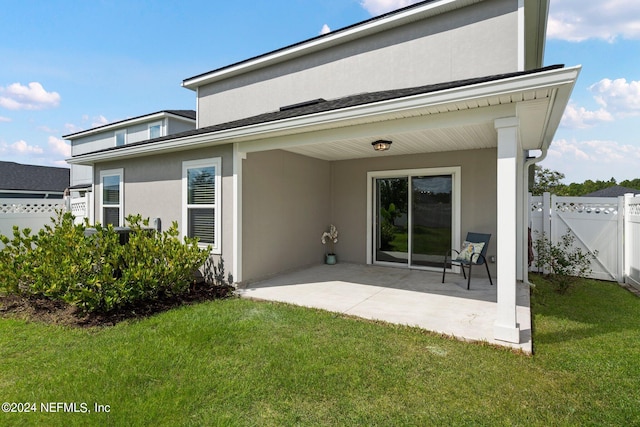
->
464 232 491 264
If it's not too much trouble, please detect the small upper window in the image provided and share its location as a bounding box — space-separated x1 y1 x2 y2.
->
115 130 126 147
149 122 162 139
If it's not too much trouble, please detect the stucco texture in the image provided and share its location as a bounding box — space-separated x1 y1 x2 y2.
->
241 148 497 282
94 145 235 268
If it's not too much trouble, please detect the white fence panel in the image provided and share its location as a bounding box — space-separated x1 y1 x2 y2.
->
70 193 92 225
551 195 623 282
529 193 624 282
0 198 65 240
625 195 640 290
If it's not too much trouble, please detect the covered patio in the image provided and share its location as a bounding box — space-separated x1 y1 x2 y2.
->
238 263 532 353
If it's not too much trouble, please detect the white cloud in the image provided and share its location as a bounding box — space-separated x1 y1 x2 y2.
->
7 140 44 155
547 0 640 42
360 0 420 16
320 24 331 35
0 116 11 122
38 125 58 133
589 78 640 116
64 123 82 134
548 138 640 165
561 78 640 129
0 82 61 110
48 136 71 157
63 114 110 135
91 115 109 127
548 138 590 161
544 138 640 182
560 103 613 129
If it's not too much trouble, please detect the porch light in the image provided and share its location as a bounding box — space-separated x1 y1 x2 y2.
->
372 139 392 151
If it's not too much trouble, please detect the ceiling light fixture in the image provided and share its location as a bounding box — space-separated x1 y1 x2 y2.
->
371 139 392 152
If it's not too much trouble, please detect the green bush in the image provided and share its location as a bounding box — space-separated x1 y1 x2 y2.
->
0 211 212 313
533 231 597 293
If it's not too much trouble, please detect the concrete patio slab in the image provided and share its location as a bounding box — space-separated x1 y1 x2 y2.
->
237 263 532 353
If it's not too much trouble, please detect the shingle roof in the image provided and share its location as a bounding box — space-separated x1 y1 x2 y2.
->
62 109 196 138
584 185 639 197
75 64 564 158
0 161 70 192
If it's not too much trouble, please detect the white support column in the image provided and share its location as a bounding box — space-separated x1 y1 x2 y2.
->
494 117 521 343
233 144 246 283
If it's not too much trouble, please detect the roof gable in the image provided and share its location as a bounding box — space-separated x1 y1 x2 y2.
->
63 110 196 139
182 0 486 90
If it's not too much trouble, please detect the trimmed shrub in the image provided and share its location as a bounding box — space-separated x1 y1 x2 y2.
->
0 211 213 313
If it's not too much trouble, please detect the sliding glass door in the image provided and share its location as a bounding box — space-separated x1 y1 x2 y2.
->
372 169 458 270
410 175 452 268
375 177 409 265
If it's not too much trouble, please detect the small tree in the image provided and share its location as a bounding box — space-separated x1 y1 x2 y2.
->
533 231 597 293
531 166 566 196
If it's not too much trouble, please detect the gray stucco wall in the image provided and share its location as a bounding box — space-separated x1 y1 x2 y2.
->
93 145 235 273
167 117 197 135
331 148 498 276
242 150 331 282
197 0 518 127
241 147 498 282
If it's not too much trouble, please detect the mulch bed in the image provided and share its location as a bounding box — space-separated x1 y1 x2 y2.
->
0 283 234 328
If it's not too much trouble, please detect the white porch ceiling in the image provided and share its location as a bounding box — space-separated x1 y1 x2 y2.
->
284 122 498 161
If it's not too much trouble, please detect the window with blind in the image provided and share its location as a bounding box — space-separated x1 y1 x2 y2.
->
100 169 123 226
182 158 221 252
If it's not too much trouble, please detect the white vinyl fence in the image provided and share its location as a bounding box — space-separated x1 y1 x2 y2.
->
530 192 640 289
70 193 92 225
0 198 66 240
625 196 640 288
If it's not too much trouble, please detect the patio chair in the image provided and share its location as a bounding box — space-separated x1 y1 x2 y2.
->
442 232 494 290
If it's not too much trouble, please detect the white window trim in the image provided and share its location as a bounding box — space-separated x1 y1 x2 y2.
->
115 130 127 147
148 121 163 139
99 168 124 226
182 158 222 253
366 166 461 272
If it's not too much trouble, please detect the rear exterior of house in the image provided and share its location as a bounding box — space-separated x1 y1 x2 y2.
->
64 110 196 191
68 0 579 344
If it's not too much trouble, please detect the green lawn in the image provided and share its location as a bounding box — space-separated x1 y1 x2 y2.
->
1 276 639 426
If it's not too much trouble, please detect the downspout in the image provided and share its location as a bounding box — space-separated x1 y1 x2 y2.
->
522 147 548 285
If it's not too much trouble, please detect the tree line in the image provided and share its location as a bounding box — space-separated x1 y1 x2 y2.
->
532 166 640 196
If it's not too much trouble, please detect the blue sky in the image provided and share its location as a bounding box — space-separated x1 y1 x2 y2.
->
1 0 639 184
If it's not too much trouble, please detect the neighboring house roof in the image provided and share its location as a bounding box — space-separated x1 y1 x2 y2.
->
0 161 70 192
63 110 196 139
72 64 565 160
584 185 639 197
183 0 548 90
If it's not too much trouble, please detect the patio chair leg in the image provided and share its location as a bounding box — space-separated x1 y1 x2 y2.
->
467 264 472 290
442 256 447 283
485 262 494 286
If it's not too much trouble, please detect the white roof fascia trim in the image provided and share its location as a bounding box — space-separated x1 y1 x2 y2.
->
69 66 580 165
182 0 478 90
64 111 195 140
